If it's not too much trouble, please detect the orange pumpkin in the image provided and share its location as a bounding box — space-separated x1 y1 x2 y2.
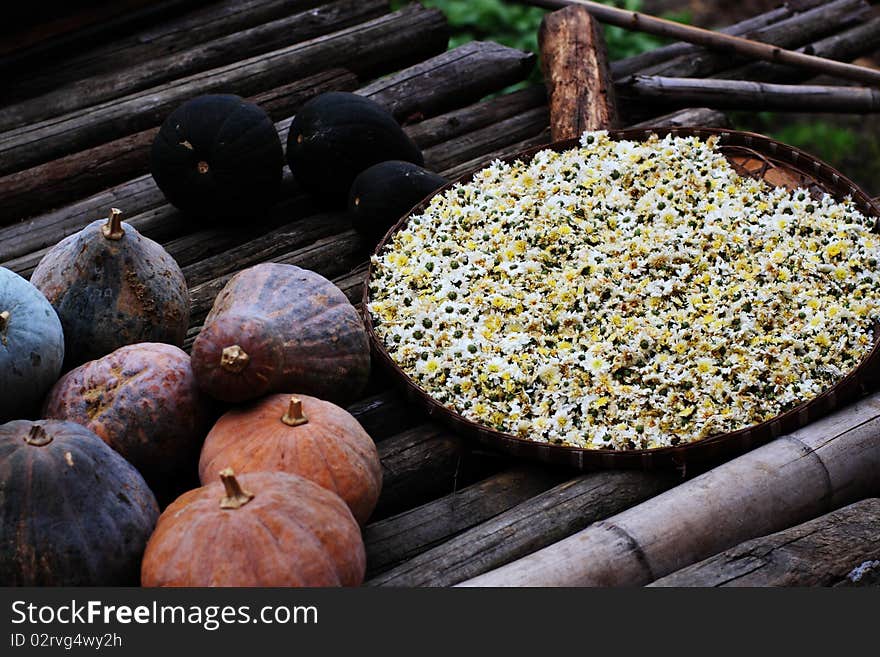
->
199 394 381 525
141 469 365 587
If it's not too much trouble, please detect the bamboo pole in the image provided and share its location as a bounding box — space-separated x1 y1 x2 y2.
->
609 0 826 79
460 392 880 586
512 0 880 87
650 498 880 587
620 76 880 113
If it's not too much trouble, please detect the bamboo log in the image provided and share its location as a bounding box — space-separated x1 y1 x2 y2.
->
0 5 449 177
365 466 567 576
404 85 546 149
0 0 387 131
4 0 325 102
620 76 880 113
373 423 508 521
369 470 677 586
358 41 536 122
609 1 821 79
628 0 870 81
540 4 618 140
0 69 357 224
650 498 880 587
423 107 550 173
630 107 731 129
0 0 211 66
722 16 880 85
347 389 422 442
514 0 880 86
460 393 880 587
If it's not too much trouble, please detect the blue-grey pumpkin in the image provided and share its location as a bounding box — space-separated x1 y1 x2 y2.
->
30 208 189 370
0 267 64 421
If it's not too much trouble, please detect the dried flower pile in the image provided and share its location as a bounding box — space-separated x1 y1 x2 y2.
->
368 132 880 450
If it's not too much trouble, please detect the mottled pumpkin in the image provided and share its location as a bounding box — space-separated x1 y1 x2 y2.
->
141 469 365 587
191 263 369 404
0 267 64 421
199 394 381 525
42 343 214 505
30 208 189 370
0 420 159 586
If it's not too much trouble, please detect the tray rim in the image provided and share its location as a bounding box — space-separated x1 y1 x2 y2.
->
362 126 880 470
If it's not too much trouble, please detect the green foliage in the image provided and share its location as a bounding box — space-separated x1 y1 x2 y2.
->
392 0 686 62
740 112 860 165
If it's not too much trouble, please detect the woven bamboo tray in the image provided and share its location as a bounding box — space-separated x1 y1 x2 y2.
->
363 127 880 470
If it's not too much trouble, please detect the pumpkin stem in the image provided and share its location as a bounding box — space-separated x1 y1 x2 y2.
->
220 345 250 373
197 161 210 174
101 208 125 240
281 396 309 427
0 310 8 332
219 468 254 509
24 424 53 447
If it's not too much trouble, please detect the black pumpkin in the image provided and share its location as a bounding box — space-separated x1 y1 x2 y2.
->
0 267 64 421
0 419 159 586
348 160 448 243
30 208 190 370
150 94 283 220
286 92 423 202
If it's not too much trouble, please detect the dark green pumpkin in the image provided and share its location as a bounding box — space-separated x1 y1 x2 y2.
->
0 419 159 586
0 267 64 421
30 208 189 370
348 160 448 243
286 92 423 202
150 94 283 220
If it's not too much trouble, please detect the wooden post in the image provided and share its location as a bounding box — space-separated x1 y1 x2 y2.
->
539 5 618 140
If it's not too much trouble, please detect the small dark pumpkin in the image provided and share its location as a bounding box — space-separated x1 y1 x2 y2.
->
0 419 159 586
286 91 423 202
0 267 64 421
141 469 365 587
348 160 448 242
150 94 283 219
191 263 370 404
199 394 381 525
42 343 214 505
30 208 189 370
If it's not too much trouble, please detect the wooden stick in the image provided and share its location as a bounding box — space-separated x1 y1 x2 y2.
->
369 470 677 586
0 5 449 177
346 389 422 442
358 40 536 122
0 69 358 223
365 466 567 576
422 107 550 173
628 0 871 81
373 423 509 521
4 0 325 103
620 76 880 113
650 498 880 587
460 393 880 586
514 0 880 87
539 4 618 140
630 106 730 129
609 1 822 79
721 15 880 84
0 0 387 132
